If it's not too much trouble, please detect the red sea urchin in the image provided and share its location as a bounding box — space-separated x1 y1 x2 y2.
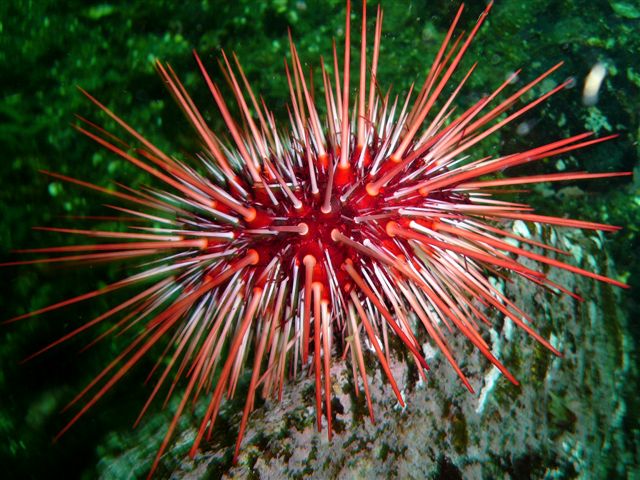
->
5 0 630 476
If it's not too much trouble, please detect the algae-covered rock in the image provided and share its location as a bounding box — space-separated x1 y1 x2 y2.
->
121 228 634 479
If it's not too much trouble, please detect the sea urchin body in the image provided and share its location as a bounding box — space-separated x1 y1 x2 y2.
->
7 0 629 476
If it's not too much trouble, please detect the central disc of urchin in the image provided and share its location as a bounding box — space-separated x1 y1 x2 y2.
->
252 163 363 298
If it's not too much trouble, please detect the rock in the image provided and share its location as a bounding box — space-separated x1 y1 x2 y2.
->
162 227 632 479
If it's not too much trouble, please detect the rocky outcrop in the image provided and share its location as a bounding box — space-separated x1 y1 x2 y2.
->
102 227 635 479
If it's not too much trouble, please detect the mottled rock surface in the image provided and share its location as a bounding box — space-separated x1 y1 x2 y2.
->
89 230 635 480
151 227 633 480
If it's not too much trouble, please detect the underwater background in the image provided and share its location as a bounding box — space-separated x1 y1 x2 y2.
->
0 0 638 478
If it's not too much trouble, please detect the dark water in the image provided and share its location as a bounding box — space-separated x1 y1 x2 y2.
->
1 0 637 478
